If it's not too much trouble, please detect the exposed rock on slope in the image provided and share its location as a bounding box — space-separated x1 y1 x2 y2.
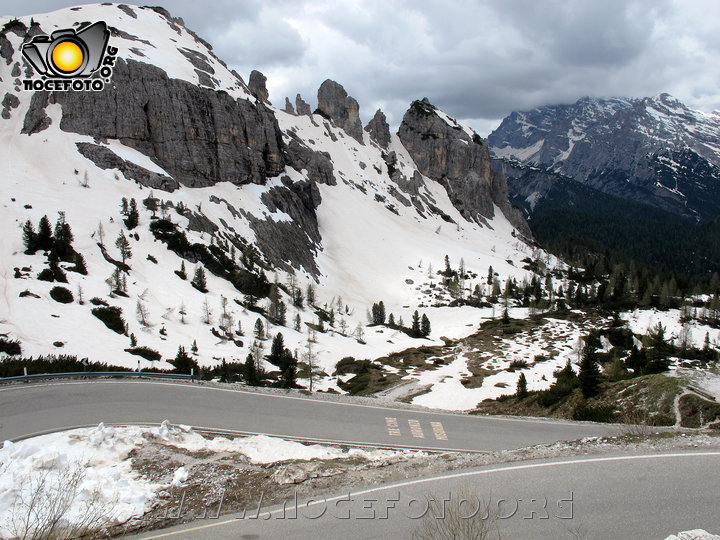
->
399 99 530 236
365 109 390 149
315 79 364 144
23 59 287 189
248 69 270 104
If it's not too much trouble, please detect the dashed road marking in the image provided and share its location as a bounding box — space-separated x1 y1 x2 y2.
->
431 421 448 440
385 417 401 436
408 419 424 439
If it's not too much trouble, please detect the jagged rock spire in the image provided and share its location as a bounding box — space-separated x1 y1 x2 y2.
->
315 79 363 144
295 94 311 116
248 70 270 104
365 109 390 149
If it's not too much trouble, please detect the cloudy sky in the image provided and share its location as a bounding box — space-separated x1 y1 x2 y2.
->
5 0 720 135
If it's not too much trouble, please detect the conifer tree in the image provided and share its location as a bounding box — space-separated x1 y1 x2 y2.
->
22 220 37 253
254 318 265 339
115 230 131 263
579 345 601 398
306 284 316 306
125 198 139 229
36 215 53 252
411 310 421 337
516 372 528 398
172 346 198 374
244 353 260 386
192 266 207 292
73 253 88 275
268 333 285 367
420 314 431 337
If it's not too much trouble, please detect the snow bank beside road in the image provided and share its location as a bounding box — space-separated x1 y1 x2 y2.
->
0 421 413 537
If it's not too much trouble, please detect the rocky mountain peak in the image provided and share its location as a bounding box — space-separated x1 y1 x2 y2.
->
364 109 390 149
315 79 364 144
398 99 530 236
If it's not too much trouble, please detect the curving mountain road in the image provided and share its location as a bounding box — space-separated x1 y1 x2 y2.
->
0 379 616 452
135 451 720 540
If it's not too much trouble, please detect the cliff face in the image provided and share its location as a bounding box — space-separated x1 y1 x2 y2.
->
398 99 530 237
23 58 287 189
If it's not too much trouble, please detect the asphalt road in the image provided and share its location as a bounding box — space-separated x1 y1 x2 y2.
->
135 451 720 540
0 380 617 452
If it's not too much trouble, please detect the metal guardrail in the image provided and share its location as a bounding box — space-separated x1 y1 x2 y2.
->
0 371 195 384
687 384 717 402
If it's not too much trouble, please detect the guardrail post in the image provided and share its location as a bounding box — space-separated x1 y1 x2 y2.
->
23 366 28 383
190 368 194 382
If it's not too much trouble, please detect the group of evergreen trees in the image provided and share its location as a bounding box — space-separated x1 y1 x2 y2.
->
23 214 87 281
370 301 431 338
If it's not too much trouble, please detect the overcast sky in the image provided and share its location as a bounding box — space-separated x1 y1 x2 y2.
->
5 0 720 135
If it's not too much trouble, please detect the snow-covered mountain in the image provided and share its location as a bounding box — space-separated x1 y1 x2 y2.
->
489 94 720 222
0 4 538 392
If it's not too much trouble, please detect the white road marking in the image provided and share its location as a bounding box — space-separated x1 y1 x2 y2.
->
431 421 447 440
408 419 424 438
385 417 401 436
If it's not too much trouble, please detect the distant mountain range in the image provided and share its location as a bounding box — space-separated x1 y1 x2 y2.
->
489 94 720 275
489 93 720 223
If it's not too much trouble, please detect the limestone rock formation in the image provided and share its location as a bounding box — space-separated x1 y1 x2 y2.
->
248 70 270 104
23 58 286 189
398 98 530 237
365 109 391 149
295 94 311 116
315 79 364 144
284 97 295 115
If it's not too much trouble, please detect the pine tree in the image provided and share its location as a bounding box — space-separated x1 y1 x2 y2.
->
36 215 53 252
578 346 601 398
645 323 671 374
254 318 265 339
411 310 421 337
267 284 287 325
115 230 131 263
22 220 37 253
268 333 285 367
516 373 528 398
73 253 88 275
52 214 75 262
172 346 197 375
192 266 207 292
502 307 510 324
420 314 431 337
144 192 158 217
244 353 260 386
306 284 316 306
191 339 198 354
120 197 129 216
125 198 139 229
487 266 494 285
130 333 137 347
177 261 187 280
388 313 395 326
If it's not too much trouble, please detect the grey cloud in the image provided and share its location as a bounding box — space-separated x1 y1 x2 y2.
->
3 0 718 136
